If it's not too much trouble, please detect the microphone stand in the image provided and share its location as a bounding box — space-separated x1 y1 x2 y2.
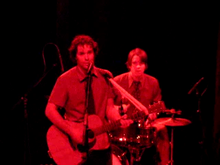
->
188 77 208 164
81 72 92 164
196 85 208 146
195 88 203 136
187 77 205 145
195 88 207 165
12 64 58 111
11 64 57 165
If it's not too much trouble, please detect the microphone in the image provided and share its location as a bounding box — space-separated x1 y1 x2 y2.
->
87 62 93 75
188 77 204 95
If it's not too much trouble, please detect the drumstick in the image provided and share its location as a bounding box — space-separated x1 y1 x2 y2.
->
108 78 149 115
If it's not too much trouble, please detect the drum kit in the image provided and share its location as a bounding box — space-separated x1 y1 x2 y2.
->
107 79 194 165
109 111 192 165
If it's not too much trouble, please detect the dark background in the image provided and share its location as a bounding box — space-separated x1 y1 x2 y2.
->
4 1 220 165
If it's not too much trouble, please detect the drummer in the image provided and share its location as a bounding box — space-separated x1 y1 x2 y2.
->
113 48 170 165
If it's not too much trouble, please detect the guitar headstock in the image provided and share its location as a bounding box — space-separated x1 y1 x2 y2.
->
148 101 166 114
129 101 166 121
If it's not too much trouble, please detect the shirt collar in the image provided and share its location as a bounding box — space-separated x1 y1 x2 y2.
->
76 66 98 82
128 72 144 88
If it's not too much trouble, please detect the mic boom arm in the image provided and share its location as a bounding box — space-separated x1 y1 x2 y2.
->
188 77 204 95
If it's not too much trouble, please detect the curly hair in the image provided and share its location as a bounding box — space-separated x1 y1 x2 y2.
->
68 34 99 63
125 48 148 70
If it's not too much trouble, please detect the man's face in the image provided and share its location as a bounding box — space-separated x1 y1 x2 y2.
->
129 55 146 77
76 44 95 72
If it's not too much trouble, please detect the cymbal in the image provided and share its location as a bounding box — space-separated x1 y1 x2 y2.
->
151 117 192 127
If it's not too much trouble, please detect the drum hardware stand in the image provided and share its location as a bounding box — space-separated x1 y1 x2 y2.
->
113 149 128 164
166 114 175 165
188 77 207 164
128 145 147 165
150 110 192 165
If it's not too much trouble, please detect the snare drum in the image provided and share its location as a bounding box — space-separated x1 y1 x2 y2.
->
109 123 140 146
111 144 129 165
139 126 156 148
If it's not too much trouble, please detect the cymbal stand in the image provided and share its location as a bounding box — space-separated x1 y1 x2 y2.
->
167 114 175 165
128 145 146 165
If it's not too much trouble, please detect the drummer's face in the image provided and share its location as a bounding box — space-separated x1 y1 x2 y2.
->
129 55 146 77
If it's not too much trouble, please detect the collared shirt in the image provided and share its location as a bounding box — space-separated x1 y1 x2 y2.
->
48 66 114 122
113 72 162 116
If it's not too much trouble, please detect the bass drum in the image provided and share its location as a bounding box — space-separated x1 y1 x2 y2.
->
109 122 156 148
111 144 129 165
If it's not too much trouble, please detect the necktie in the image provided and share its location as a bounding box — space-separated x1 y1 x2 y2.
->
86 76 95 114
132 81 141 101
131 81 141 122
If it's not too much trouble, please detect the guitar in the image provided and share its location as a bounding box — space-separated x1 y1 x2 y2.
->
46 101 165 165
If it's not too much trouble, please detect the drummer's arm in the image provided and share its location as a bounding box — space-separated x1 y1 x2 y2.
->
106 98 133 127
148 78 164 120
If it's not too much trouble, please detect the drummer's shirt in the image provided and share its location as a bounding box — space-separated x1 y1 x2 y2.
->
113 72 162 117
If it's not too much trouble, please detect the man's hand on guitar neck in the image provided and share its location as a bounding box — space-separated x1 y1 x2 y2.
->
114 103 130 116
115 104 133 128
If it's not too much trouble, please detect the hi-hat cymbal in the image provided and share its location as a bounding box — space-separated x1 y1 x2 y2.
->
151 117 192 127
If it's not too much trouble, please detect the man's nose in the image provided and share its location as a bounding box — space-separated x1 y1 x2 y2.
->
85 53 89 60
136 64 141 68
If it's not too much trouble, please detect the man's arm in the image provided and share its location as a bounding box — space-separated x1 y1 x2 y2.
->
106 98 121 121
45 102 82 145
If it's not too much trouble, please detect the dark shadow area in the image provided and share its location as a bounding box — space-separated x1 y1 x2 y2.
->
5 1 219 164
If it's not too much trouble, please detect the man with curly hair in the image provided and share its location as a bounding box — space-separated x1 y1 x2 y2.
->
45 34 133 165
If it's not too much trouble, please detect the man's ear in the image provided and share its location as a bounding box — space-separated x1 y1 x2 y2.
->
128 65 131 71
145 63 148 71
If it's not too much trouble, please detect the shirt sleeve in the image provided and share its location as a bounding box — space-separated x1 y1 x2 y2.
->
48 75 68 108
153 78 162 102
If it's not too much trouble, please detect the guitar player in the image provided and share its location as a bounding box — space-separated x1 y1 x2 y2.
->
45 34 133 165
